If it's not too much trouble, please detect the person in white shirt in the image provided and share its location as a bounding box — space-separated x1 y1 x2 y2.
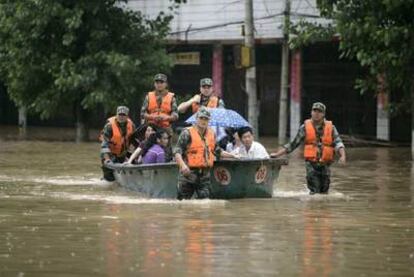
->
232 127 269 159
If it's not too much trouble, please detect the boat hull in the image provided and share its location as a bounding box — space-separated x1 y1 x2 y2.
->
106 158 288 199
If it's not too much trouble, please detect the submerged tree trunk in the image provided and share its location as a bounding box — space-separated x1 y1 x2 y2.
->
411 77 414 160
75 102 89 143
18 106 27 140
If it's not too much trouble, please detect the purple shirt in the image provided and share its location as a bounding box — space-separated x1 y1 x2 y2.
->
142 144 165 164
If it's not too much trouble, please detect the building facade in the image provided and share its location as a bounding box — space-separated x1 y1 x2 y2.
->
1 0 409 142
126 0 396 140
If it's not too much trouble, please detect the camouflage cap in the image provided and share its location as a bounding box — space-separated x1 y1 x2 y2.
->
154 73 167 82
116 105 129 115
196 107 211 119
312 102 326 113
200 78 213 87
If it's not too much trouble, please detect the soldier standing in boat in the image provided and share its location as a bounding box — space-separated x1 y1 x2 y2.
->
174 107 238 200
140 73 178 135
100 106 136 181
140 73 178 161
271 102 346 194
177 77 225 114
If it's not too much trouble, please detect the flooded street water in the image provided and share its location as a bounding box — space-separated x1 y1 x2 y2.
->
0 134 413 276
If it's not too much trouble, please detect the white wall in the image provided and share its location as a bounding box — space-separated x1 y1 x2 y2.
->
126 0 323 43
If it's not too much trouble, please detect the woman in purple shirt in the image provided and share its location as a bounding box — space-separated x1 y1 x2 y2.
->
141 129 169 164
126 124 157 164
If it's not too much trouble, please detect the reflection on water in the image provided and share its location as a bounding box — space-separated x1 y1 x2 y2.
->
301 207 333 277
0 135 413 276
411 162 414 205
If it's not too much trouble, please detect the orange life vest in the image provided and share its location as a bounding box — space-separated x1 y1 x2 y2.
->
304 119 334 163
108 116 134 157
192 95 219 113
147 91 174 128
187 126 216 168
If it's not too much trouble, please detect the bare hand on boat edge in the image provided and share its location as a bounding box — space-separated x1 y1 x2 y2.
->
338 155 346 165
270 148 287 159
179 164 191 177
270 149 347 165
222 153 241 160
104 159 113 165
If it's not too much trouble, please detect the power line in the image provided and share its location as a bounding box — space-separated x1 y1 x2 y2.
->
168 11 319 35
169 12 284 35
304 0 316 9
215 0 243 12
291 12 320 18
262 0 279 23
294 0 304 13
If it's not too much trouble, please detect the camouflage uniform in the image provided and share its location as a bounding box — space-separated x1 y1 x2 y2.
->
197 78 225 110
283 121 344 194
173 127 222 200
100 119 136 181
140 88 178 162
198 94 225 109
140 92 179 132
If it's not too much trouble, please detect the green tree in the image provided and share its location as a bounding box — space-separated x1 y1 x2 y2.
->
0 0 175 141
291 0 414 157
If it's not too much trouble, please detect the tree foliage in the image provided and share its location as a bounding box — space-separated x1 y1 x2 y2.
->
289 20 335 50
291 0 414 104
0 0 175 119
317 0 414 96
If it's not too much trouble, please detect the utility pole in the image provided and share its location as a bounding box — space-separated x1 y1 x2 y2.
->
278 0 290 144
244 0 258 135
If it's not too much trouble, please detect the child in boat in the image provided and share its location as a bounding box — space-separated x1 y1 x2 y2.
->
141 129 170 164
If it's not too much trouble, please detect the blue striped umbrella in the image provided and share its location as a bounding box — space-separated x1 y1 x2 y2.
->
185 108 251 128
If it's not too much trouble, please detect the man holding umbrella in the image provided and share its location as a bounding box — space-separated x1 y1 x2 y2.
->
177 78 225 114
178 77 227 143
174 107 238 200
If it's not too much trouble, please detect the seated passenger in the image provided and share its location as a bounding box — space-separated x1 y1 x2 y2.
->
219 128 242 152
226 130 241 153
232 127 269 159
141 129 170 164
126 124 157 164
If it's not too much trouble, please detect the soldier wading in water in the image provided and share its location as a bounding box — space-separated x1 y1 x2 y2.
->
271 102 346 194
174 107 238 200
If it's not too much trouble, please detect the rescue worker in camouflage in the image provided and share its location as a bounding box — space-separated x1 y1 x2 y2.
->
174 107 238 200
101 106 136 181
271 102 346 194
141 73 178 162
177 78 225 114
140 73 178 134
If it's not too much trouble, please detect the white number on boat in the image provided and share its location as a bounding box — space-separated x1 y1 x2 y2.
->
214 167 231 186
255 165 267 184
